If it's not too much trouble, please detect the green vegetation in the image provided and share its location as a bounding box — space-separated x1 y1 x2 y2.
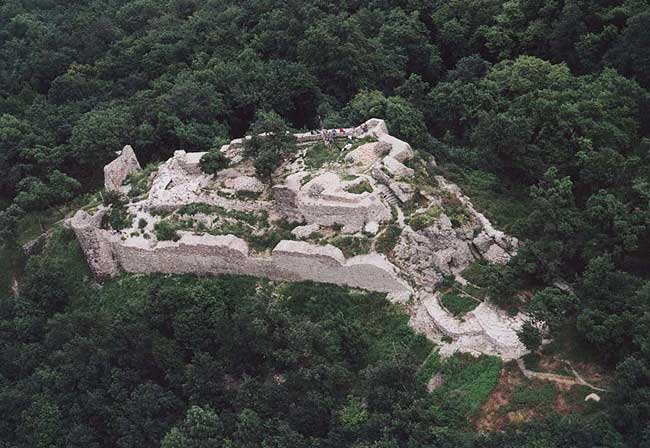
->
329 235 371 258
504 381 557 414
125 162 160 198
440 192 471 228
100 203 133 231
199 150 230 175
431 354 502 426
303 142 339 170
441 291 479 317
408 205 442 231
176 202 219 216
416 350 442 385
154 220 181 241
1 0 649 443
0 244 24 297
176 203 264 227
375 224 402 254
345 179 373 194
433 167 530 236
244 111 297 180
247 220 297 253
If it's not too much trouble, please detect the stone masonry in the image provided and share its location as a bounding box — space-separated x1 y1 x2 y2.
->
104 145 141 191
68 119 528 360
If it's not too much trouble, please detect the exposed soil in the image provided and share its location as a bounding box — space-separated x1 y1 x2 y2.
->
474 362 529 431
475 360 599 432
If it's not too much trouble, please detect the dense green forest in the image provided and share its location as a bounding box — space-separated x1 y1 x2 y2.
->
1 0 649 446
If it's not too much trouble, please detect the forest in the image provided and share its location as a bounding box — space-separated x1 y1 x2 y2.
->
0 0 649 446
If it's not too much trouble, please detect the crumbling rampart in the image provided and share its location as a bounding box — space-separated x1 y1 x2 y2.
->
66 219 411 294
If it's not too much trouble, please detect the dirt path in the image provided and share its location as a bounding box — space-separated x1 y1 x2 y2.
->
516 358 606 392
11 275 19 298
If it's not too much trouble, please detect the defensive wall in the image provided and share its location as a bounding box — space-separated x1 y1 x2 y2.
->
66 210 410 294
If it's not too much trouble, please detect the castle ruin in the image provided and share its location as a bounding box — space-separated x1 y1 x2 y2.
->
67 119 527 359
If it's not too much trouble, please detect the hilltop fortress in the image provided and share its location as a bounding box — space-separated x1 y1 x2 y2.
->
67 119 526 359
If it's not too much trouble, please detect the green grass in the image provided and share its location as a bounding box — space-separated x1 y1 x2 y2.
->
348 135 378 150
417 350 442 385
440 291 479 317
15 208 67 245
176 203 265 227
461 261 489 286
501 381 556 414
304 142 340 169
430 354 502 427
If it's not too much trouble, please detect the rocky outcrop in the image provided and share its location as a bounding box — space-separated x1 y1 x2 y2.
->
436 176 519 260
104 145 141 191
394 213 476 287
291 224 320 239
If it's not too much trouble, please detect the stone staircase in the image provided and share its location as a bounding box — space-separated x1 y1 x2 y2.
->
377 183 400 207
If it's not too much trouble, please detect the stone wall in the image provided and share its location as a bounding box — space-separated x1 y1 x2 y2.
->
65 210 120 279
67 215 411 294
104 145 141 191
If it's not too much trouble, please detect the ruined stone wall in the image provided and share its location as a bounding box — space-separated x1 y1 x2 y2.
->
104 145 141 191
80 229 411 294
297 198 389 231
272 241 407 293
65 210 120 279
271 185 304 222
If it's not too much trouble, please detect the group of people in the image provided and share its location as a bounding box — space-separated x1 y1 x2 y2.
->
308 119 369 150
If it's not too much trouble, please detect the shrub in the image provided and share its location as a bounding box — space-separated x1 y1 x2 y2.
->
126 163 159 197
138 218 148 229
441 193 471 228
408 205 442 231
100 203 132 231
375 224 402 254
102 190 125 207
330 235 371 258
154 220 181 241
345 179 373 194
177 203 220 216
199 150 230 175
